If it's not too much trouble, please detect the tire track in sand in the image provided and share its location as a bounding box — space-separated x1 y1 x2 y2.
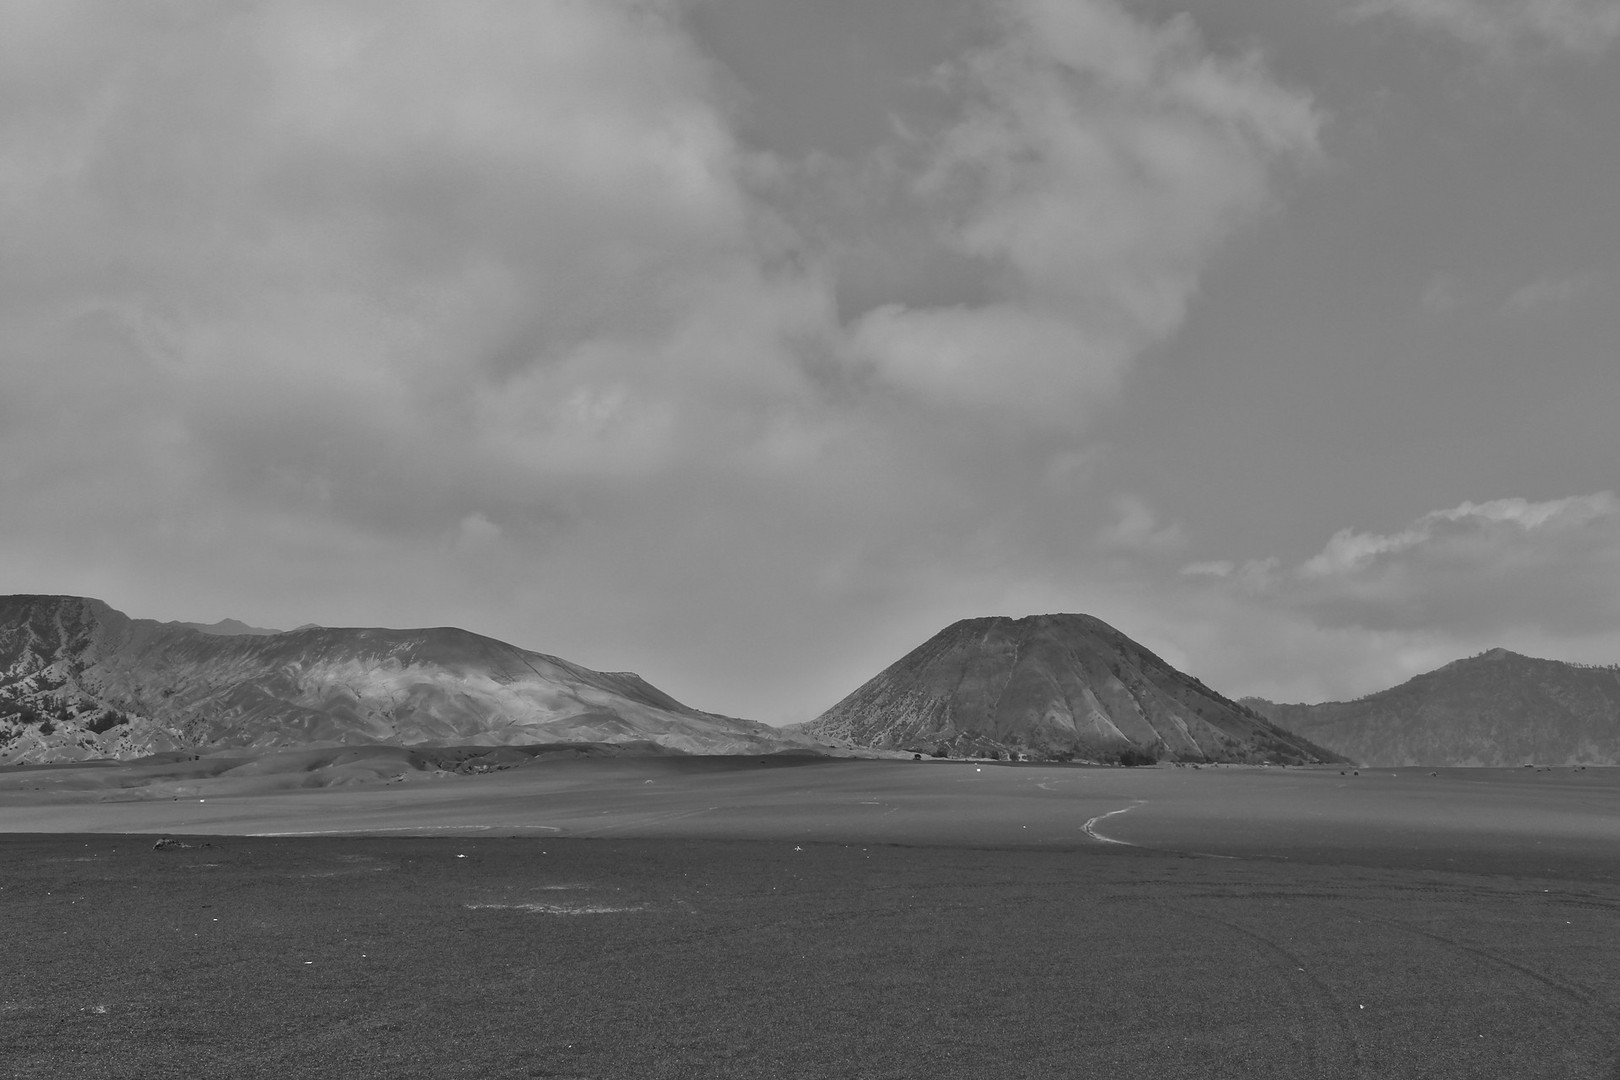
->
1153 900 1368 1079
1348 907 1620 1042
1082 801 1145 845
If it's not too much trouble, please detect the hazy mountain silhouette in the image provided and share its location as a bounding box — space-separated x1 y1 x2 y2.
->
0 595 805 764
1244 649 1620 767
800 614 1341 764
164 617 285 636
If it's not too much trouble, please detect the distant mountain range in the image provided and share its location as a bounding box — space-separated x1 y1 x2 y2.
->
8 595 1615 769
0 595 807 764
799 614 1342 765
1244 649 1620 767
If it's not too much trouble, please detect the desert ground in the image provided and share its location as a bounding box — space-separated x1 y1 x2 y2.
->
4 753 1619 1078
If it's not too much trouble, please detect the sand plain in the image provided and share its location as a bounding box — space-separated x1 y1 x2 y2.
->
4 755 1619 1078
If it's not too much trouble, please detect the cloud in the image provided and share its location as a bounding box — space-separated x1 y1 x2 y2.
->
1148 493 1620 703
1418 269 1610 317
1500 272 1609 315
0 1 796 526
1096 495 1187 554
1185 491 1620 644
0 0 1320 721
851 0 1319 422
1351 0 1620 57
1419 273 1472 313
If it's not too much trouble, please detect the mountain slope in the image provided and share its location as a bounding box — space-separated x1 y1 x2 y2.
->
801 614 1340 764
0 595 802 763
1244 649 1620 767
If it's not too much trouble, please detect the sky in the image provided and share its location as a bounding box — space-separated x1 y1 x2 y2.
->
3 0 1619 722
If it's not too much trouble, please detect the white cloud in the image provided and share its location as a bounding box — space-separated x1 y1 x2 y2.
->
1500 272 1609 315
851 0 1319 422
849 303 1125 420
1419 273 1472 313
1298 494 1617 580
1351 0 1620 57
1180 560 1237 578
1287 495 1620 636
1419 270 1610 317
1171 493 1620 701
1097 495 1187 554
0 0 1322 721
0 1 789 517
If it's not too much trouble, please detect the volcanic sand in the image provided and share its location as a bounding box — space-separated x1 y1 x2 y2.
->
4 756 1619 1078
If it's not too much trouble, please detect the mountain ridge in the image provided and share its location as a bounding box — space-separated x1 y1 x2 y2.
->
0 594 805 764
1243 648 1620 766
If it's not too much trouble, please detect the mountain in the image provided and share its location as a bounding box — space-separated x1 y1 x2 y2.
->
0 595 806 764
1243 648 1620 767
800 614 1341 764
165 617 285 636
